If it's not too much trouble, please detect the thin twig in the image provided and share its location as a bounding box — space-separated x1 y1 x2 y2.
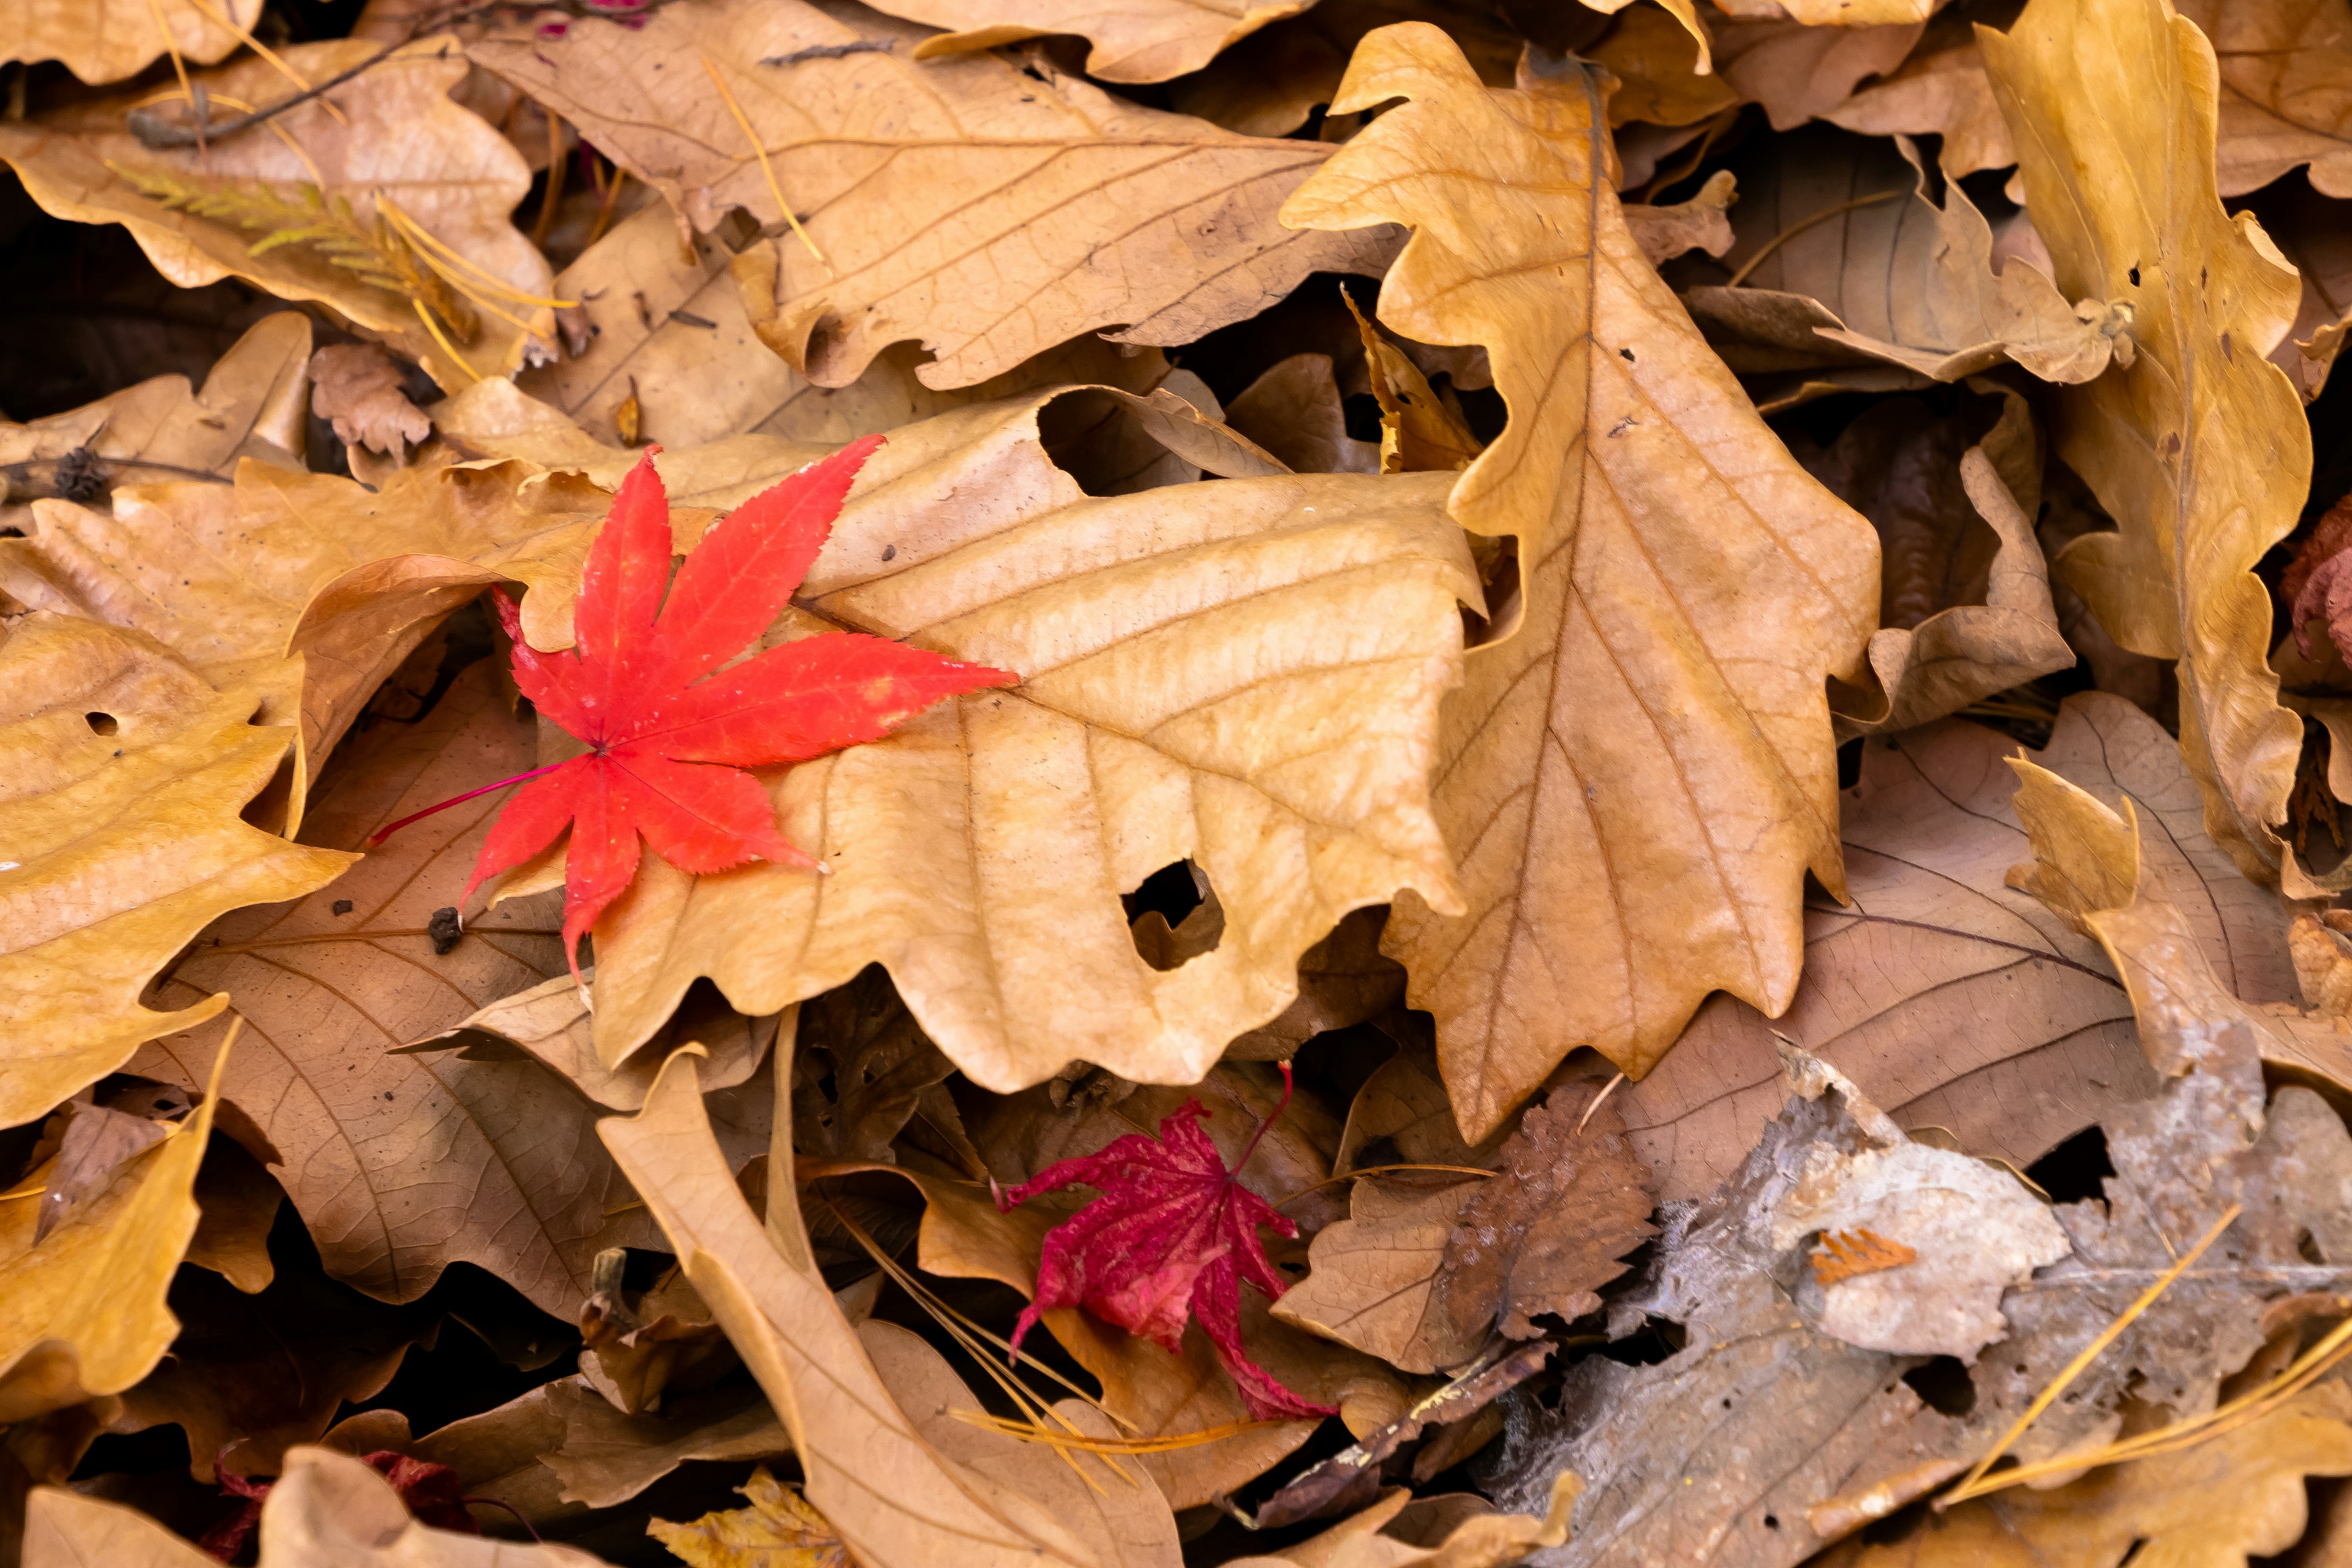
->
760 40 893 65
127 43 413 148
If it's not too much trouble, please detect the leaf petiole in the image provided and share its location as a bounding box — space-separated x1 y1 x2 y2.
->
366 761 568 847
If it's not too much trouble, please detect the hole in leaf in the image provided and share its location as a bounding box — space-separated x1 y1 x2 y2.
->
1902 1355 1977 1417
1124 860 1224 971
2128 263 2141 286
2025 1124 2116 1206
1341 390 1385 443
2302 1227 2326 1265
85 712 118 736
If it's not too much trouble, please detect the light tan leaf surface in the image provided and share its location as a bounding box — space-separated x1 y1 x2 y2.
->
470 0 1395 392
0 455 612 795
1281 26 1879 1134
2178 0 2352 197
1592 5 1740 130
1620 169 1738 266
1226 1476 1581 1568
259 1446 612 1565
0 312 310 493
1821 1382 2352 1567
0 1066 217 1423
1269 1172 1477 1375
1809 393 2076 737
872 0 1310 81
601 1050 1138 1568
1683 133 2120 385
475 388 1474 1096
0 40 554 387
4 0 260 85
307 344 430 459
23 1486 216 1568
0 614 352 1129
1763 1050 2069 1359
1820 23 2016 178
1617 691 2288 1202
127 663 664 1317
1983 0 2315 891
1711 13 1926 131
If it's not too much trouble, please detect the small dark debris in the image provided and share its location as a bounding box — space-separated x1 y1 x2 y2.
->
332 899 354 916
55 445 105 503
881 544 897 561
760 40 892 65
669 309 718 330
428 906 463 955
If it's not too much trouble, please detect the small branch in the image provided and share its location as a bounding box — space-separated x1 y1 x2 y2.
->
127 43 414 149
761 40 893 66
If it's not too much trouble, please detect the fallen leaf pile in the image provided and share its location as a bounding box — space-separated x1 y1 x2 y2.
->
16 0 2352 1564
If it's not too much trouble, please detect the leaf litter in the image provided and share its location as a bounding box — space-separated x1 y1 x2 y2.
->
17 0 2352 1564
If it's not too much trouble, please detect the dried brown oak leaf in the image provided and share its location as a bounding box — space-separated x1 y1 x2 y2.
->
129 663 670 1318
5 0 258 85
1820 15 2015 180
1709 12 1926 132
865 0 1310 81
1984 0 2319 894
307 344 431 461
601 1052 1180 1568
0 615 352 1128
458 386 1474 1100
1681 131 2123 386
2177 0 2352 198
0 312 309 495
0 40 554 388
1281 24 1880 1133
1276 1083 1656 1374
1820 1381 2352 1567
469 0 1396 391
1809 390 2074 738
1616 690 2297 1203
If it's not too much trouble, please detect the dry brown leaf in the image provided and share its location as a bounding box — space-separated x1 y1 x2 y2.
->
1268 1174 1485 1376
5 0 260 85
650 1465 848 1568
2294 910 2352 1014
0 312 310 497
578 1261 736 1417
1344 293 1482 476
601 1049 1171 1568
1593 4 1740 130
1683 133 2122 385
463 387 1473 1099
2239 172 2352 401
0 40 554 387
1716 0 1929 24
0 614 352 1129
1983 0 2316 892
184 1136 282 1294
790 968 955 1164
1225 355 1383 478
30 1102 169 1246
1807 392 2076 737
1712 12 1926 130
2178 0 2352 197
1616 691 2284 1202
470 1 1395 392
870 0 1310 81
1223 1476 1581 1568
1224 906 1406 1060
127 662 666 1317
1821 1382 2352 1567
1333 1036 1517 1176
1621 169 1739 266
1820 23 2016 179
0 454 617 807
260 1446 611 1564
0 1065 218 1424
1281 26 1879 1133
307 344 429 460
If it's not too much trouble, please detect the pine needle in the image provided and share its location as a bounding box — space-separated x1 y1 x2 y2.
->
179 0 351 126
698 50 827 268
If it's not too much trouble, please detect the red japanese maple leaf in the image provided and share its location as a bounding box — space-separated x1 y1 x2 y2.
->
375 438 1015 981
198 1450 481 1560
995 1065 1336 1422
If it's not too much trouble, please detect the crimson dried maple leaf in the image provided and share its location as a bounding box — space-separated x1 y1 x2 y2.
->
997 1064 1336 1421
382 437 1016 979
198 1450 475 1559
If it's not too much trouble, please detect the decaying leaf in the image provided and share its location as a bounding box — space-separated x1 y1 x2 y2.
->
1709 12 1927 132
470 0 1395 391
1682 132 2122 385
129 663 666 1317
1224 353 1383 478
650 1465 849 1568
6 0 261 85
791 967 955 1163
0 40 556 386
1983 0 2315 891
307 344 430 459
0 614 352 1128
1616 690 2284 1202
1283 24 1879 1133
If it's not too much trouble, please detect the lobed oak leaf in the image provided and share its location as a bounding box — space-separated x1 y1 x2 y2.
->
995 1064 1337 1422
445 438 1018 987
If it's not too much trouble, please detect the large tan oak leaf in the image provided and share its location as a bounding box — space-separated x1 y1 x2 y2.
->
129 664 668 1317
4 0 259 85
1281 26 1880 1137
0 616 352 1129
0 40 552 388
467 0 1396 391
496 389 1476 1093
1982 0 2316 891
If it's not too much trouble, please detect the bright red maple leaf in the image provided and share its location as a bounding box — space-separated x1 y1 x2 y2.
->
378 437 1016 981
996 1065 1336 1422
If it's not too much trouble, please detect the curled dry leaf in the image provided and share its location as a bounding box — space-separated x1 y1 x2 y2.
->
1621 169 1739 266
467 386 1474 1101
1281 24 1879 1133
1682 133 2122 385
307 344 430 460
1709 12 1926 131
129 663 666 1317
470 1 1395 391
1223 1475 1583 1568
5 0 260 85
600 1050 1178 1568
0 312 310 497
870 0 1311 81
0 1071 217 1424
0 40 555 387
1820 1381 2352 1567
1809 391 2075 738
0 614 351 1128
1983 0 2315 892
650 1465 848 1568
